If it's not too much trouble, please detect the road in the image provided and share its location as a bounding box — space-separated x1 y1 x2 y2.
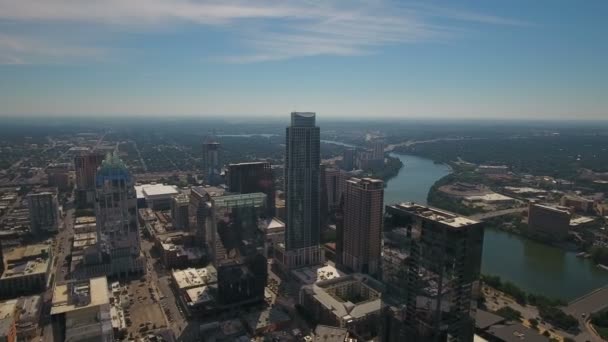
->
41 206 75 342
563 286 608 341
469 207 527 221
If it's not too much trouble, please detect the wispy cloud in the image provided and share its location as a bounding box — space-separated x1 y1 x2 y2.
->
0 0 527 64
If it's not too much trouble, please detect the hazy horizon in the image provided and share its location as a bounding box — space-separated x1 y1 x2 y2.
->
1 0 606 120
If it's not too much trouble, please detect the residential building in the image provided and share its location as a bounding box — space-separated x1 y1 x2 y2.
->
283 112 322 268
51 277 113 342
386 203 484 342
342 177 383 276
372 141 385 160
27 190 59 234
299 273 384 340
323 167 347 211
202 139 222 186
227 161 275 217
74 153 104 207
171 194 190 230
342 148 356 171
527 203 571 241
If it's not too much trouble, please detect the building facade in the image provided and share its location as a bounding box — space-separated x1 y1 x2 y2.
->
93 153 144 277
386 203 484 342
202 139 222 186
284 112 322 268
171 194 190 230
27 190 59 235
342 178 383 277
527 203 571 241
74 153 104 207
227 162 275 217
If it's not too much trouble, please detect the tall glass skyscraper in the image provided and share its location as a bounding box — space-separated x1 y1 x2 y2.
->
283 112 322 268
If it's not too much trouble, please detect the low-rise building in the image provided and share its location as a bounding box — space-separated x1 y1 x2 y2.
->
290 263 344 286
0 243 52 298
299 273 384 340
171 266 218 315
560 194 595 214
477 165 509 175
51 277 113 342
135 184 180 210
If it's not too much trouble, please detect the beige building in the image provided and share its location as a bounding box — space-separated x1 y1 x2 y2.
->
51 277 113 342
0 243 52 298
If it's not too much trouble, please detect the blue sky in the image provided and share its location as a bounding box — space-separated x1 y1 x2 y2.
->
0 0 606 119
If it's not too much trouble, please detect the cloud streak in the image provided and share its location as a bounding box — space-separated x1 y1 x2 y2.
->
0 0 527 64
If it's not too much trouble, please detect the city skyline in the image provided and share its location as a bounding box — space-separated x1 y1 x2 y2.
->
1 0 607 119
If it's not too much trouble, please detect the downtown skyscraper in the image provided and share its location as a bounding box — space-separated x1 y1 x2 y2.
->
92 153 145 277
341 177 384 277
283 112 322 268
202 138 222 186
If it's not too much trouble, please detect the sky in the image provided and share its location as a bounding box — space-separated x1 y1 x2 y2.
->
0 0 606 120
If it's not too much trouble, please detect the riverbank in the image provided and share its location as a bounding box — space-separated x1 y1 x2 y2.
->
383 152 608 301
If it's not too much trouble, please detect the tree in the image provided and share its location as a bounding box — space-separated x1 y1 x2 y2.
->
495 307 522 321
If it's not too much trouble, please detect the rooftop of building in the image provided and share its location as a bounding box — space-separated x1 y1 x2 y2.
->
172 266 218 290
160 242 204 260
229 161 269 166
51 276 110 315
530 203 571 214
346 177 383 189
191 185 226 198
173 193 189 204
74 216 96 225
213 192 267 209
259 217 285 233
304 273 383 321
486 322 550 342
314 325 349 342
465 193 515 202
2 243 51 279
135 183 180 199
0 299 17 320
291 264 344 285
475 309 505 330
243 307 290 332
185 286 214 306
389 202 479 228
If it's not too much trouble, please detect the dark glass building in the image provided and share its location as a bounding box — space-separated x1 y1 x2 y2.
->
284 112 322 268
386 203 484 342
227 161 275 217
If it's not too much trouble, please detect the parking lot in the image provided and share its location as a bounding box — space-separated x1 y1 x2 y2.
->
121 278 168 340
